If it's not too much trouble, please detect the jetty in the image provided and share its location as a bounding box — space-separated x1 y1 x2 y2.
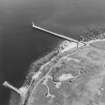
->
32 22 86 46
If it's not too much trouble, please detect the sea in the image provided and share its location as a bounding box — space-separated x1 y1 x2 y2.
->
1 0 105 105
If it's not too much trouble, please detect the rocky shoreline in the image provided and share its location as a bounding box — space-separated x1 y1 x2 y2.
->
4 36 105 105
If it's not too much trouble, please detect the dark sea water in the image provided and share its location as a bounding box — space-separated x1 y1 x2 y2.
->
1 0 105 105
